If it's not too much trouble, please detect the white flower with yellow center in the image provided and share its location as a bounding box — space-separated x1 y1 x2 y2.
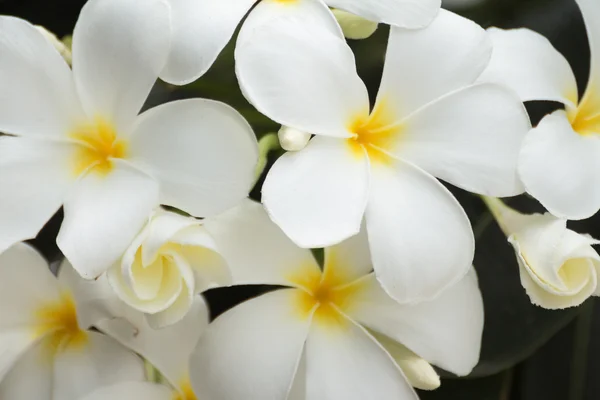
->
107 208 230 328
160 0 442 85
0 244 146 400
0 0 259 279
484 197 600 309
479 0 600 220
190 200 484 400
237 11 530 303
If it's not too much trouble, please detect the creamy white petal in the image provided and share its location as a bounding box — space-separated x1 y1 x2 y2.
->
323 226 372 286
236 19 368 138
304 313 418 400
0 341 52 400
57 161 160 279
518 110 600 220
0 16 83 138
263 136 370 249
479 28 578 106
129 99 258 217
0 329 39 383
365 160 474 304
204 199 320 289
160 0 256 85
375 10 491 119
0 243 62 328
72 0 171 133
53 331 145 400
190 289 312 400
238 0 343 45
326 0 440 29
397 83 529 197
0 137 77 254
96 297 209 387
344 269 483 376
78 382 172 400
576 0 600 116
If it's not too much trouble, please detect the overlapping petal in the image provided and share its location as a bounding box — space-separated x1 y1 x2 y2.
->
575 0 600 118
0 341 53 400
72 0 171 133
57 161 160 279
479 28 578 107
190 290 312 400
396 83 529 196
129 99 258 217
78 382 171 400
365 160 474 304
262 136 370 249
326 0 440 29
518 110 600 220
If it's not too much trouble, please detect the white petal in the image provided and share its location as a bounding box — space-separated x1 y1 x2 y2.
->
0 16 82 138
365 160 474 304
190 289 312 400
0 342 52 400
129 99 258 217
160 0 255 85
236 18 368 138
343 269 484 376
72 0 171 133
78 382 171 400
575 0 600 115
323 226 372 287
57 161 160 279
204 199 321 289
0 243 62 328
304 313 418 400
0 329 38 383
479 28 578 106
262 136 370 248
0 137 76 253
326 0 440 29
96 297 209 387
376 10 491 119
53 331 145 400
518 110 600 220
238 0 343 45
397 83 529 197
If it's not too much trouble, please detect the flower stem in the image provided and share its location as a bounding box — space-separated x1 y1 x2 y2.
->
253 133 280 186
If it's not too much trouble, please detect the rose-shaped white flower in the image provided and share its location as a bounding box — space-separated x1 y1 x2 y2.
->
485 197 600 309
107 209 230 328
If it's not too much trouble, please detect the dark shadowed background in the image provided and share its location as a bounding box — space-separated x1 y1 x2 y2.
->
0 0 597 398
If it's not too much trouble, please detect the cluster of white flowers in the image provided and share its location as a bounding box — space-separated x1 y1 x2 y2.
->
0 0 598 398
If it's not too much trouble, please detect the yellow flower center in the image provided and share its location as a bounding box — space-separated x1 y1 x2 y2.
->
347 99 401 165
173 377 197 400
568 88 600 136
70 117 127 177
33 292 88 357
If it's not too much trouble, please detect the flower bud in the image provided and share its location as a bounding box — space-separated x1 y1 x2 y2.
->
485 197 600 309
35 25 72 64
278 126 311 151
331 9 379 40
107 208 231 328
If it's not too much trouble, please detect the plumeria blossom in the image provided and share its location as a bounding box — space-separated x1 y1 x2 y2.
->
484 197 600 309
107 208 230 328
237 11 530 303
160 0 442 85
192 200 484 400
0 243 146 400
479 0 600 220
0 0 258 279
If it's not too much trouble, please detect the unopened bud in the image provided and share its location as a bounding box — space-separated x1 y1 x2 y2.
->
35 25 72 64
331 9 379 40
278 126 311 152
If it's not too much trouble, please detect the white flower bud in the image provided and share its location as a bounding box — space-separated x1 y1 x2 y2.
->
107 208 231 328
35 25 72 64
331 9 379 40
278 126 311 151
485 197 600 309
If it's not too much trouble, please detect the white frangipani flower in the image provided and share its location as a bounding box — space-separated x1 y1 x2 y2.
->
193 200 484 400
479 0 600 220
0 0 258 279
160 0 442 85
484 197 600 309
0 244 145 400
237 11 530 303
107 208 230 328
